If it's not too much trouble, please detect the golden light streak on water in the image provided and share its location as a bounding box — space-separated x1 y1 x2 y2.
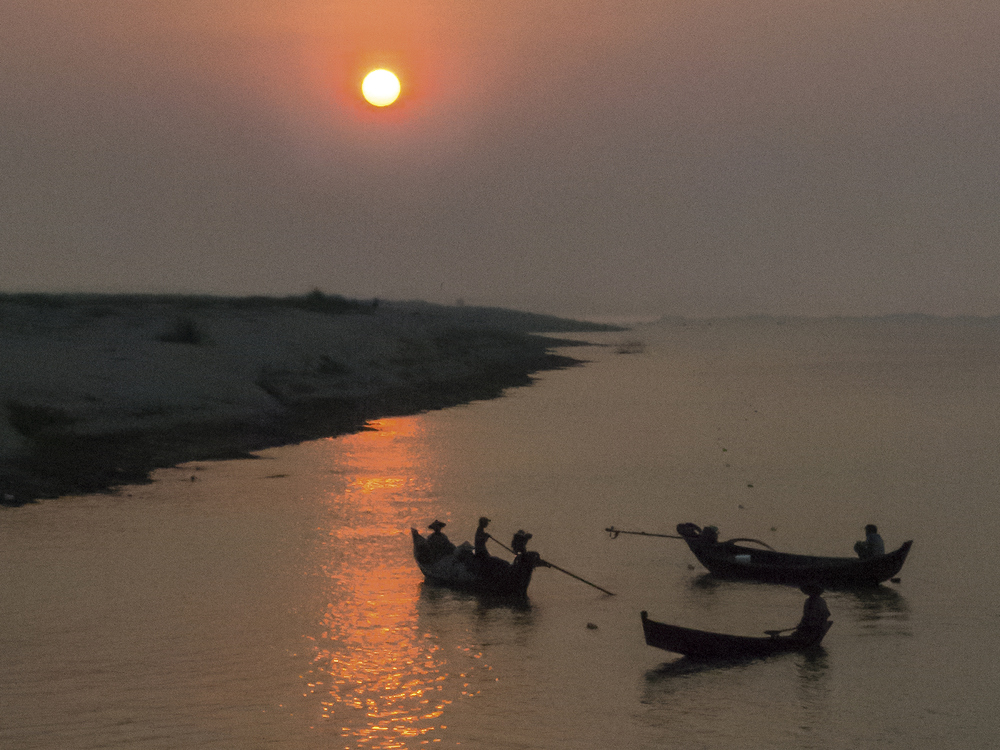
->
300 417 484 748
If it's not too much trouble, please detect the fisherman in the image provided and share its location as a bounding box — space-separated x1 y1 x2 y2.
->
474 517 492 557
511 529 533 556
853 524 886 559
426 520 456 561
794 583 831 638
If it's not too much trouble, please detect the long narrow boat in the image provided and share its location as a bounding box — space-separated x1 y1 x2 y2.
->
641 611 832 660
676 523 913 588
411 528 543 598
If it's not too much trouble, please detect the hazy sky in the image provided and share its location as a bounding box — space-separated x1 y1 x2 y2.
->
3 1 998 319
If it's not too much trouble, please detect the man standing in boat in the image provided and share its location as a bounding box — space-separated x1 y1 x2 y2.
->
475 517 492 558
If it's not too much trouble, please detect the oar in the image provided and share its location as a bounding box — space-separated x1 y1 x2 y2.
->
489 534 616 596
484 532 514 554
539 558 616 596
606 526 685 540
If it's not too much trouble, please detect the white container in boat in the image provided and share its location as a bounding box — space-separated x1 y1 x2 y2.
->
735 554 752 564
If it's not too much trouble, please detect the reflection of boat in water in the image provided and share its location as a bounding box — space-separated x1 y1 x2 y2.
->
411 528 544 598
641 610 832 660
677 523 913 588
416 581 534 613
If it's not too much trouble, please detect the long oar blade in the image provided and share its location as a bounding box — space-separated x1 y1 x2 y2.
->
541 559 615 596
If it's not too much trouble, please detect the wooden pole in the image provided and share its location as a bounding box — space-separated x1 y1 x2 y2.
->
606 526 776 551
606 526 685 540
539 558 616 596
488 534 615 596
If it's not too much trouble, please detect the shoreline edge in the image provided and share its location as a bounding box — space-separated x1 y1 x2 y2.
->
1 293 624 505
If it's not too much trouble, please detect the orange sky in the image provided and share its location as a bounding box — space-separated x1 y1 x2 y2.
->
3 1 999 317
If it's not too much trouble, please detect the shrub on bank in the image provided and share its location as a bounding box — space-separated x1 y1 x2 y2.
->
5 401 76 439
157 316 206 345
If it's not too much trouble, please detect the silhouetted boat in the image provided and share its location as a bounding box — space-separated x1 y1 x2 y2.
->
410 528 543 597
676 523 912 588
641 610 832 660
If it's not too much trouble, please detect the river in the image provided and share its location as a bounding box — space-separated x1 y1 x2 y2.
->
2 316 998 749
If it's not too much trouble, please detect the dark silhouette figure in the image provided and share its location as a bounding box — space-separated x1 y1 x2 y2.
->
795 583 831 639
511 529 533 555
474 517 491 557
426 519 455 562
854 524 886 559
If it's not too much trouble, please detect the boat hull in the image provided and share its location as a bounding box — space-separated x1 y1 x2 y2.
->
641 611 831 660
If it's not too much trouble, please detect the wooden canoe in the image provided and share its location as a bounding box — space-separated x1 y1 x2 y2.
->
677 523 912 588
641 610 832 660
411 528 542 598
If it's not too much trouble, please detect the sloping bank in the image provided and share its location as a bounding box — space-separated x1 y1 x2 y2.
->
0 294 623 504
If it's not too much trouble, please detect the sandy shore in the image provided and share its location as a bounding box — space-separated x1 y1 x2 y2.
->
1 294 621 505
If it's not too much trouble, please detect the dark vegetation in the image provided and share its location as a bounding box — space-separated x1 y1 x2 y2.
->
157 316 206 345
5 401 76 439
0 289 377 317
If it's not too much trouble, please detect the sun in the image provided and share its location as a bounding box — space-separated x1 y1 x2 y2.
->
361 69 401 107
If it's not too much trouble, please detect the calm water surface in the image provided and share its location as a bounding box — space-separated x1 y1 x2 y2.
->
3 317 1000 749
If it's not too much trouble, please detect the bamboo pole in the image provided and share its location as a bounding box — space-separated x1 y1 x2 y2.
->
488 533 615 596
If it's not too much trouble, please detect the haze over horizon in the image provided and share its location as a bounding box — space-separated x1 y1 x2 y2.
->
3 2 998 321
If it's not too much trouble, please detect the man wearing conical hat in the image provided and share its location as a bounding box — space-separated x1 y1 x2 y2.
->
426 519 455 560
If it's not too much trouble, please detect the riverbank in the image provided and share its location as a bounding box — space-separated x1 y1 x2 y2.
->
0 293 623 505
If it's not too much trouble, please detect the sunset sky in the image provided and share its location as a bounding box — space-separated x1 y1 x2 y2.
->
3 1 998 319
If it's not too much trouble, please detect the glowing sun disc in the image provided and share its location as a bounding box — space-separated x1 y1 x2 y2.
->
362 69 401 107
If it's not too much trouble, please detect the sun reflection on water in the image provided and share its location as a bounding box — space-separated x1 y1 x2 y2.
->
302 417 484 748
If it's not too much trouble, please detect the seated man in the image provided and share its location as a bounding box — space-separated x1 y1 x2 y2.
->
426 520 456 561
511 529 533 556
795 583 831 638
853 524 886 559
